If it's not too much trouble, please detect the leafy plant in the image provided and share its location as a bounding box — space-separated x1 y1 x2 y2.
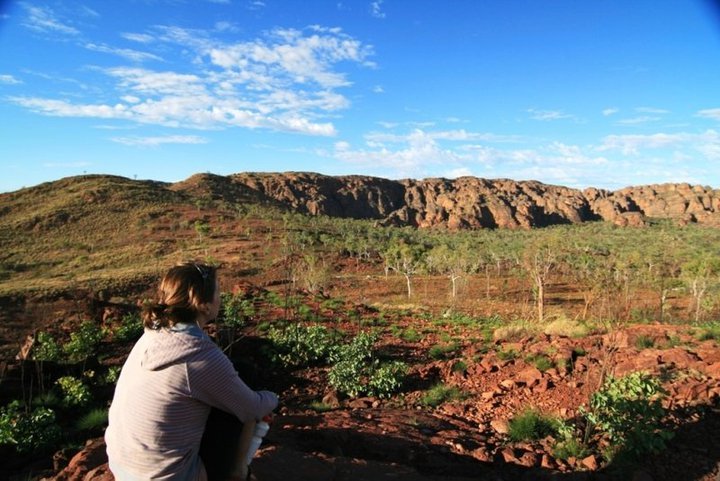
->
0 401 62 453
56 376 92 407
114 313 144 343
526 353 554 372
63 321 104 363
428 342 459 360
328 332 407 398
32 331 62 362
583 371 671 458
267 324 336 368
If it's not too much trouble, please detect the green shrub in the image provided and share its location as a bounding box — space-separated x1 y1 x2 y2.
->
0 401 62 453
507 408 557 442
32 331 62 362
694 321 720 341
114 313 144 343
328 332 407 398
583 371 671 458
634 335 655 350
428 342 459 360
368 361 408 398
267 324 336 368
63 321 104 363
400 328 422 343
56 376 92 407
496 347 518 361
420 383 463 407
221 293 255 328
526 353 554 372
76 408 108 432
553 437 589 461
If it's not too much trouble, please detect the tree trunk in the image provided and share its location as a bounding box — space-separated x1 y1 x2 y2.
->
405 274 412 298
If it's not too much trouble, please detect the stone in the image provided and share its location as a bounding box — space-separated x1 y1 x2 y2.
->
517 366 543 387
491 418 509 435
581 454 599 471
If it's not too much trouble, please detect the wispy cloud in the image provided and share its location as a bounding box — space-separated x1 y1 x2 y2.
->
527 108 574 121
697 108 720 121
616 116 661 125
602 107 619 116
10 26 371 136
0 74 22 84
121 32 155 44
370 1 386 19
21 4 79 35
635 106 669 114
84 43 163 62
598 130 719 157
110 135 209 146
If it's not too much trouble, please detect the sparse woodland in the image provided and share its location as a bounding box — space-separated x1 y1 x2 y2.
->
1 175 719 481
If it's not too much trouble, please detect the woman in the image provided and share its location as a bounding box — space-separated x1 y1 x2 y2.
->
106 262 278 481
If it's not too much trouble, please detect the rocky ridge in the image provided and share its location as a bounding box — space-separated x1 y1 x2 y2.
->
176 172 720 229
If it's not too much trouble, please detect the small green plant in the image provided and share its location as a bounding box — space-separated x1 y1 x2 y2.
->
76 408 109 433
32 331 62 362
308 401 333 413
63 321 104 363
101 366 121 385
496 347 518 361
0 400 62 453
694 321 720 341
526 353 554 372
451 360 468 374
368 360 408 398
221 293 255 328
420 383 463 407
56 376 92 407
114 313 144 342
328 332 407 398
267 324 336 368
507 408 557 442
583 371 671 459
634 335 655 350
400 328 422 343
428 342 459 360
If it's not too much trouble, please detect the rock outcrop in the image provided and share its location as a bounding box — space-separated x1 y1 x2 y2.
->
173 172 720 229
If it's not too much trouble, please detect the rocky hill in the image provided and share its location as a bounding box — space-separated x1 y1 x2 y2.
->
174 172 720 229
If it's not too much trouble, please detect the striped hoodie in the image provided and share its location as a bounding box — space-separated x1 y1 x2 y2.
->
105 324 278 481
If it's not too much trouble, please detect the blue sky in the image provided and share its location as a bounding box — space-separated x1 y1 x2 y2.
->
1 0 720 193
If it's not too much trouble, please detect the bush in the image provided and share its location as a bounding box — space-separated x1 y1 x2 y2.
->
56 376 92 407
220 293 255 328
63 321 104 363
114 313 144 343
0 401 62 453
420 383 463 407
328 332 407 398
583 371 671 458
267 324 336 368
76 408 108 432
507 408 557 442
32 331 62 362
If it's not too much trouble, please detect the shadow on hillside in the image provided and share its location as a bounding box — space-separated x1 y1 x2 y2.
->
257 404 720 481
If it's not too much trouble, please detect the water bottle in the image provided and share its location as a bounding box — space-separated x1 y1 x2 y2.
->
244 418 270 466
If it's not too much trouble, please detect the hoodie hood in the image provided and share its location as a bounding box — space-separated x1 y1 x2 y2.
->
139 323 210 371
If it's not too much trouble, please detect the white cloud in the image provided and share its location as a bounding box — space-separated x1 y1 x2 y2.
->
372 85 384 93
0 74 22 84
122 33 155 44
636 107 669 114
697 108 720 121
598 130 719 157
85 43 163 62
616 116 661 125
11 25 371 137
21 4 79 35
602 107 619 116
110 135 209 147
527 108 573 121
370 1 386 19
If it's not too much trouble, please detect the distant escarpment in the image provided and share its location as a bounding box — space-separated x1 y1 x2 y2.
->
174 172 720 229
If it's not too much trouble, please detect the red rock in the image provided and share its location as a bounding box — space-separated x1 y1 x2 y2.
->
50 438 108 481
541 454 557 469
517 451 538 467
703 361 720 379
500 447 519 463
517 366 543 387
581 454 599 470
491 419 509 435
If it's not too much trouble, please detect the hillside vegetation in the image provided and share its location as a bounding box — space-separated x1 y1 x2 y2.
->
1 173 720 481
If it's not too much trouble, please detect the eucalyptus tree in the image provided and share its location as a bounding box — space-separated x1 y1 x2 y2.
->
382 235 428 299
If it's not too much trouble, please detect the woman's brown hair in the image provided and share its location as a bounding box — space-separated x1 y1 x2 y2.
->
142 262 218 329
